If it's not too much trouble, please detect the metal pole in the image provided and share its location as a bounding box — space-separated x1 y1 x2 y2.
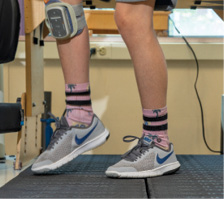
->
0 64 3 91
41 92 52 151
0 64 5 159
221 94 224 155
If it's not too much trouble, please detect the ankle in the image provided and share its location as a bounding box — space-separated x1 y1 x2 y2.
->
142 106 169 149
65 83 94 127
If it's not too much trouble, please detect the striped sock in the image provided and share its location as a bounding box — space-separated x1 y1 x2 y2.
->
142 106 169 149
65 82 93 127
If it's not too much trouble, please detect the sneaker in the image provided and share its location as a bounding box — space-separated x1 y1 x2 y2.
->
105 135 180 178
31 113 109 174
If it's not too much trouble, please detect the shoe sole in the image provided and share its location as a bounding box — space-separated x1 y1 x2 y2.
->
105 161 181 178
32 129 110 174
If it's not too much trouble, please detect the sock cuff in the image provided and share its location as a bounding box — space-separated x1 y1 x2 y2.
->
65 82 90 93
66 105 93 112
143 106 167 118
67 96 91 101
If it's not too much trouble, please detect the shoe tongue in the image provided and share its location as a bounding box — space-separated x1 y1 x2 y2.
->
143 135 153 146
60 116 69 127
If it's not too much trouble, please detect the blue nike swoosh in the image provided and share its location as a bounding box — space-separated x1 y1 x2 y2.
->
156 151 173 164
75 121 98 145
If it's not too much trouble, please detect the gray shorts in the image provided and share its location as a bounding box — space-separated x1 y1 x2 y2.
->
116 0 147 2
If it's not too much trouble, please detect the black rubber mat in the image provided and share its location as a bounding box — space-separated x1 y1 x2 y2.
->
0 155 147 198
0 155 223 198
147 155 223 198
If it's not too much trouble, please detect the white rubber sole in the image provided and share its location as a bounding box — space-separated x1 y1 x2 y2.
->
105 161 181 178
32 129 110 174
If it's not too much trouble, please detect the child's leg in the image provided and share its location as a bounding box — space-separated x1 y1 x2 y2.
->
31 0 109 174
115 0 167 109
106 0 180 178
56 0 93 127
115 0 169 148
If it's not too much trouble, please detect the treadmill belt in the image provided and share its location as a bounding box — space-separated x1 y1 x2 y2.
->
147 155 223 198
0 155 147 198
0 155 223 198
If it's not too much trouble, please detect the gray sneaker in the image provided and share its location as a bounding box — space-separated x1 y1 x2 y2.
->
32 113 109 174
106 135 180 178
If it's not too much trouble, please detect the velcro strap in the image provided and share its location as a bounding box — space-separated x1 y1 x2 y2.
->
72 3 86 33
66 100 91 106
143 124 168 131
65 90 90 96
72 3 84 17
143 114 167 122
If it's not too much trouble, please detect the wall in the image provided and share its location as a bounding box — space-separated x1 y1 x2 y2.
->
3 36 223 155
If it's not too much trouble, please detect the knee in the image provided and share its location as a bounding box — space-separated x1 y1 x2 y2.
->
114 9 133 34
114 8 153 37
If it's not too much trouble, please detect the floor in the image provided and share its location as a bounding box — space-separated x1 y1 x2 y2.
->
0 156 34 188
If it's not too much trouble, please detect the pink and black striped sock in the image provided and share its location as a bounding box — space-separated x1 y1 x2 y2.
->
65 82 94 127
142 106 170 149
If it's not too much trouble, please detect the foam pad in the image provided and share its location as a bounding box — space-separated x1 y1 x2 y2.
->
0 0 20 64
0 103 23 133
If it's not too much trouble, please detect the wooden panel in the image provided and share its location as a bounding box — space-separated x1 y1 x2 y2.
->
85 10 170 33
213 9 224 20
25 28 44 116
15 93 26 170
20 115 42 166
85 10 117 31
15 93 42 169
24 0 45 34
153 11 171 30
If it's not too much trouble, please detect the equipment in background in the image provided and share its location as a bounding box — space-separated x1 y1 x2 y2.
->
0 0 20 64
221 94 224 154
41 118 55 149
45 0 86 39
41 92 54 150
0 86 5 160
155 0 177 11
0 102 24 134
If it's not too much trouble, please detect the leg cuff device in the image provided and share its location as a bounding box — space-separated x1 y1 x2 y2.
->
45 0 86 39
66 100 92 106
143 114 167 122
0 103 24 133
143 123 168 131
65 90 91 96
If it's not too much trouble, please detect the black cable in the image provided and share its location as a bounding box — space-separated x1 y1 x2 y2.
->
90 48 96 57
169 17 220 153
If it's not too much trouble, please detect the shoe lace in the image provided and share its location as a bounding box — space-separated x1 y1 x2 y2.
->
47 112 69 150
121 135 155 162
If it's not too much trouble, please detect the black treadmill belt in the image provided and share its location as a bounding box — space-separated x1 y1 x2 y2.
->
0 155 223 198
147 155 223 198
0 155 147 198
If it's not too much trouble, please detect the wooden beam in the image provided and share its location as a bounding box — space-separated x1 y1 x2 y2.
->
24 0 45 34
25 29 44 116
15 93 26 170
24 0 45 116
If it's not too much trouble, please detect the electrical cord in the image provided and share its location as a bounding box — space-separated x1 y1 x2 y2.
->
169 17 221 153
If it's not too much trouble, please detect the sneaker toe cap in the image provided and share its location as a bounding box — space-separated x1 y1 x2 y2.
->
31 159 53 172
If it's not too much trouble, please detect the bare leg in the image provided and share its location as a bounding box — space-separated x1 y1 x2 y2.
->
31 0 110 174
115 0 170 149
56 0 93 126
56 0 90 84
115 0 167 109
105 1 181 178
